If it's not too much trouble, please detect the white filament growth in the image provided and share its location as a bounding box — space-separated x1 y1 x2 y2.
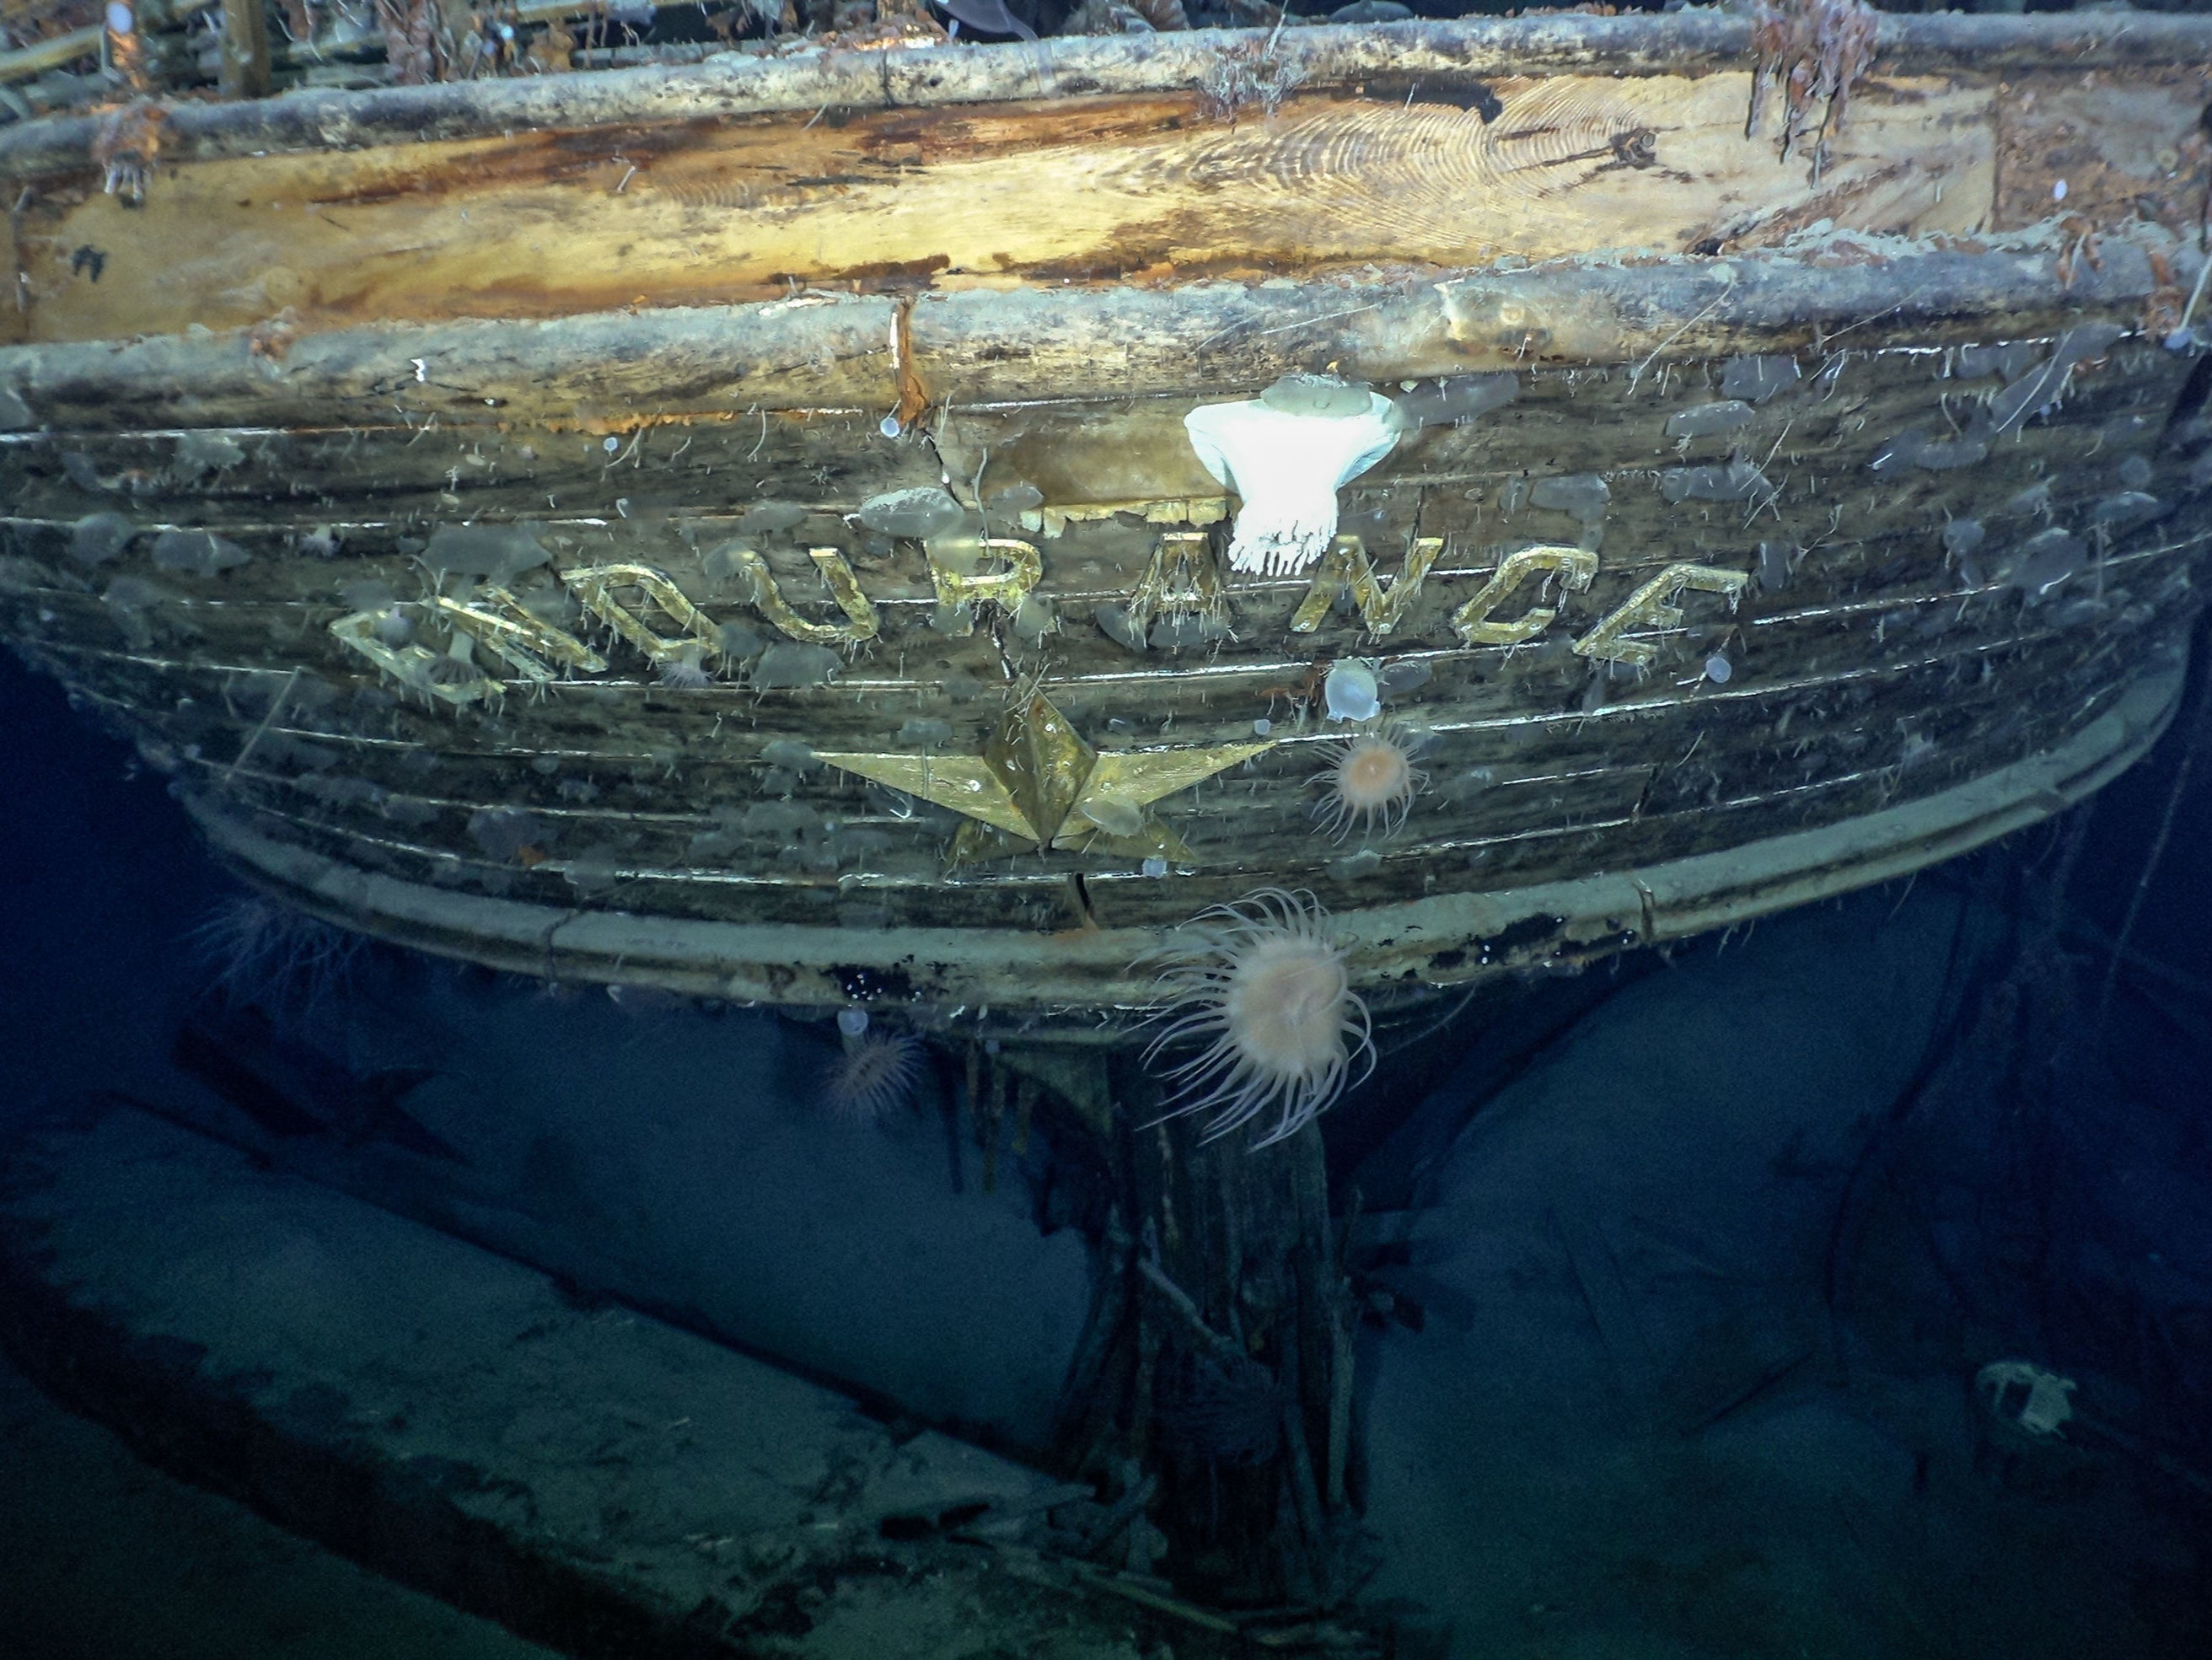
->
1184 395 1401 577
1140 889 1373 1148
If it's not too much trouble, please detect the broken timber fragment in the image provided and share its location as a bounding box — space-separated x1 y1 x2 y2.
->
0 1103 1238 1658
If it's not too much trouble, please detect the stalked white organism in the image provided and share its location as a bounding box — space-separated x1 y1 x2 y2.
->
1142 889 1372 1147
1313 726 1425 841
1184 376 1400 578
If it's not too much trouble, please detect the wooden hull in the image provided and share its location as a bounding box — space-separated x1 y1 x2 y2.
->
2 15 2207 1023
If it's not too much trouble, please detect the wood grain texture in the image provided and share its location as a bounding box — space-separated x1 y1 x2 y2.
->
8 71 1993 344
3 13 2208 180
1992 68 2210 235
0 239 2185 433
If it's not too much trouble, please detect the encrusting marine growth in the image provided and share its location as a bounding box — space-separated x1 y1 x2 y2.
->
1141 889 1372 1147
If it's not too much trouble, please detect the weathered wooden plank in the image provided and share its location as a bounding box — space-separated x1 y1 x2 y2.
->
19 512 2186 770
2 321 2188 680
0 287 2183 554
217 0 272 101
4 14 2210 183
0 201 23 348
137 639 2166 1014
5 272 2167 656
1992 68 2209 235
0 294 901 430
90 579 2127 813
903 239 2189 406
0 235 2186 435
8 69 1995 342
5 478 2194 784
140 627 2162 973
10 512 2186 943
8 367 2194 770
0 410 923 521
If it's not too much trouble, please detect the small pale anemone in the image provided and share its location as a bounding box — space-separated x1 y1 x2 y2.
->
188 892 362 1015
425 630 484 685
823 1031 924 1122
658 646 714 690
1141 889 1372 1147
1312 726 1425 842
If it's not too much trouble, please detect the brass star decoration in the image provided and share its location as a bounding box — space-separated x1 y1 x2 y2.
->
816 690 1275 866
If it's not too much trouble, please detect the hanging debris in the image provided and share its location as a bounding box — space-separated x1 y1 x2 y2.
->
1747 0 1877 184
373 0 443 86
89 97 163 202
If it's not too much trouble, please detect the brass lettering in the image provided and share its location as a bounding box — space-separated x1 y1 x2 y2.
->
330 611 502 706
1572 562 1749 667
566 554 879 658
436 585 608 679
329 585 605 706
1099 531 1230 653
731 546 880 646
1451 545 1597 647
1290 535 1445 636
1130 532 1227 634
923 535 1043 636
562 563 726 663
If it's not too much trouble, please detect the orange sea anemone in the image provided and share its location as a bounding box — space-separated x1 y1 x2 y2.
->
1141 889 1372 1147
1312 726 1425 842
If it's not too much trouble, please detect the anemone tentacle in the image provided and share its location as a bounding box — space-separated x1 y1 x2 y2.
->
1136 889 1371 1147
1312 724 1427 843
188 892 362 1016
823 1031 923 1121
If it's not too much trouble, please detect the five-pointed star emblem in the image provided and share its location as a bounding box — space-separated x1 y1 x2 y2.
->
816 690 1275 865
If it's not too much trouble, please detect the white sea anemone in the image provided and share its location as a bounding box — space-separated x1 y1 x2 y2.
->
1141 889 1372 1147
823 1031 924 1122
187 892 362 1015
658 646 714 690
1313 727 1425 841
